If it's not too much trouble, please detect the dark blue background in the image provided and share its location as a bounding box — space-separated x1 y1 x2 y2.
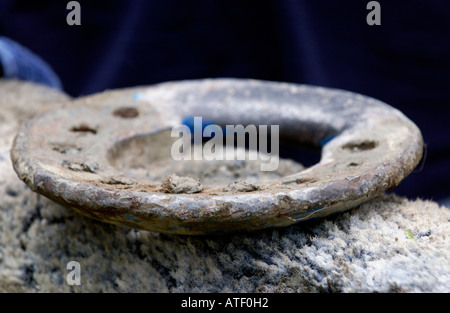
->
1 0 449 203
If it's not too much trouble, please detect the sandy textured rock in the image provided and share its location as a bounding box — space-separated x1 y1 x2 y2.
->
0 79 449 292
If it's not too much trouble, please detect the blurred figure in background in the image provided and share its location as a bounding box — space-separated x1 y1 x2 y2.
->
0 0 449 206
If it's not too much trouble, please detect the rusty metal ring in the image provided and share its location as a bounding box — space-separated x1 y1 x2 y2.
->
11 79 423 234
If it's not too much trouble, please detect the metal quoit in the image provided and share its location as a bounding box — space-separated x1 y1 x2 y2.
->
11 79 423 234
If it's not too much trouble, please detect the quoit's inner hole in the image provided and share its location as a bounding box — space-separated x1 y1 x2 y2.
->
106 129 312 186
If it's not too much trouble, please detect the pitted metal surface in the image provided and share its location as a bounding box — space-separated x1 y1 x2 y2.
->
11 79 423 234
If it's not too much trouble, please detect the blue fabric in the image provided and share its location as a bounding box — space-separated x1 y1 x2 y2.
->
0 36 61 89
0 0 449 203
